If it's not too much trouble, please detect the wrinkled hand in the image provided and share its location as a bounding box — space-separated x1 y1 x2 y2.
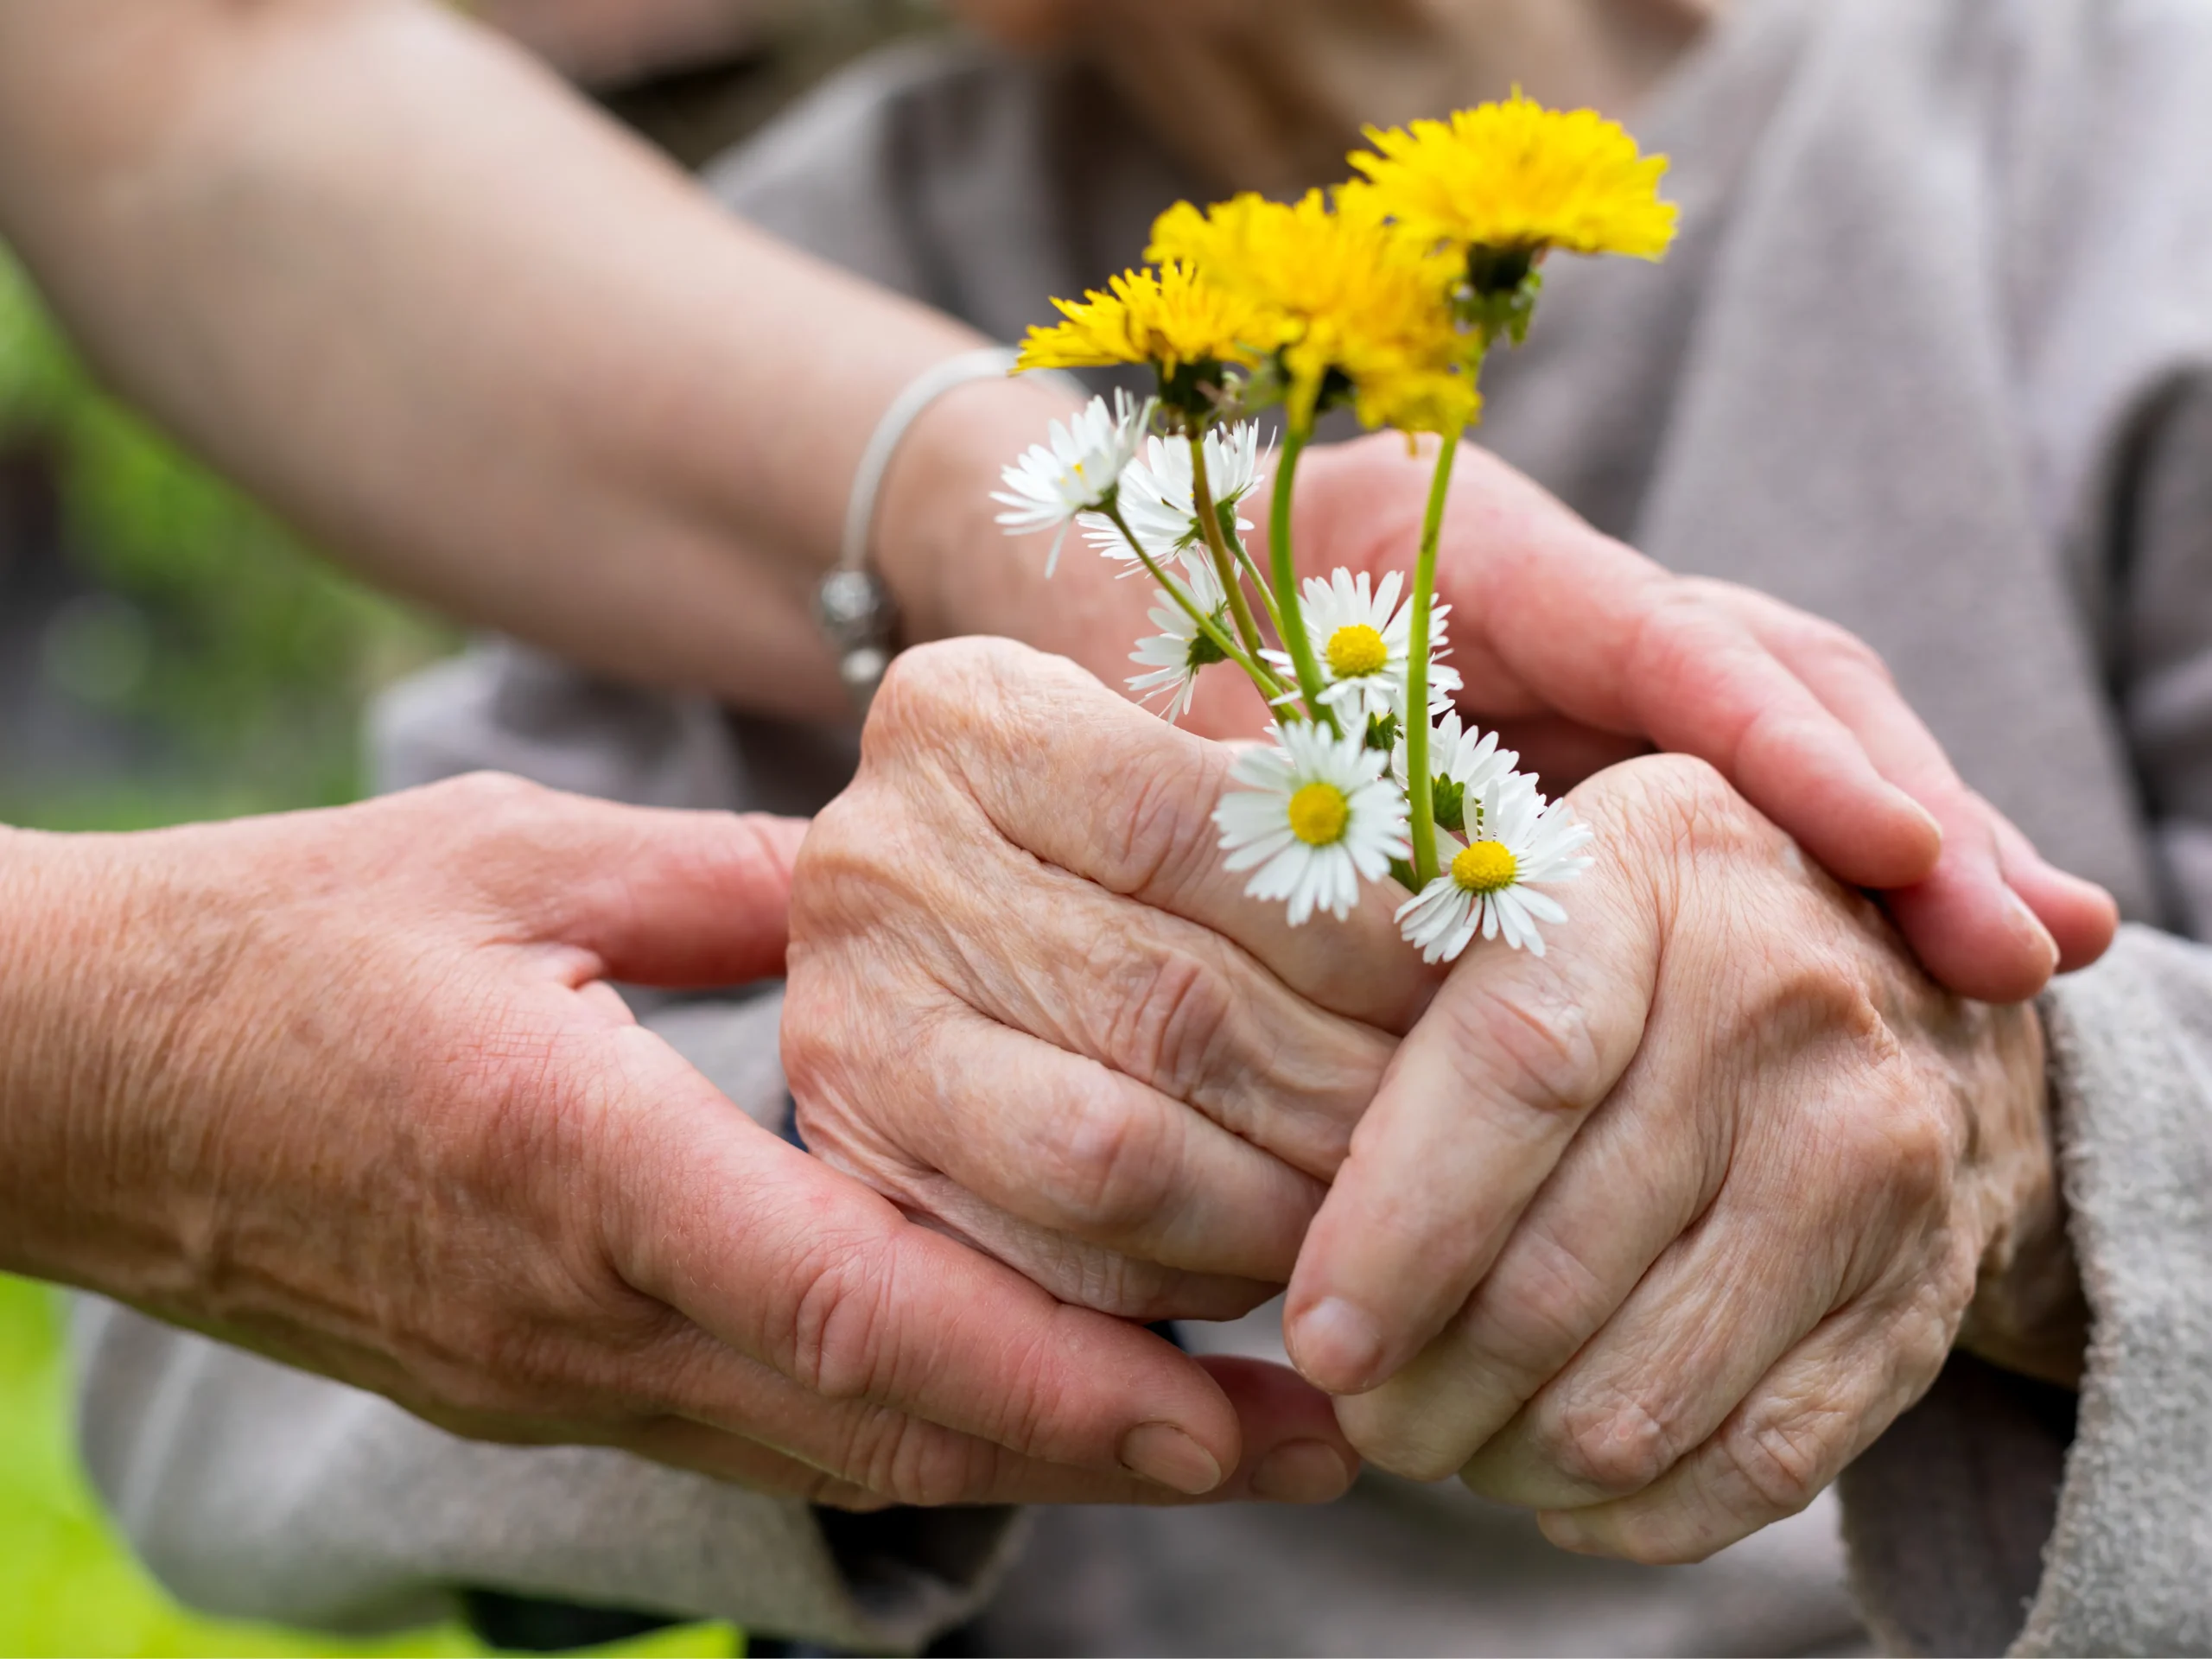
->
785 639 1430 1332
1281 754 2074 1562
0 775 1349 1510
1287 434 2119 1001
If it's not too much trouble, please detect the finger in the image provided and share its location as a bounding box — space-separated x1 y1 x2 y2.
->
927 851 1395 1181
599 1027 1249 1495
424 773 809 985
797 1002 1327 1301
798 785 1394 1182
1281 816 1661 1395
1702 586 2082 998
629 1355 1357 1509
869 639 1434 1033
1535 1303 1942 1565
1458 1174 1861 1513
1334 1076 1714 1481
1490 558 1943 892
1397 448 1944 891
1987 805 2120 971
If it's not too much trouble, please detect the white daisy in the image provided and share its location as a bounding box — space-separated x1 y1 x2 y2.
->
1127 556 1230 723
1395 772 1595 963
1395 709 1519 836
1265 568 1463 724
1081 422 1263 569
1215 721 1409 925
992 390 1154 575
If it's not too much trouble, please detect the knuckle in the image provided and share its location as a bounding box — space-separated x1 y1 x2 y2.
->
1641 753 1759 849
1713 1404 1836 1520
864 641 968 747
1484 1231 1613 1377
1542 1392 1682 1499
1827 1068 1960 1224
436 769 548 814
1432 976 1606 1122
1099 938 1236 1101
1794 613 1895 684
1875 1092 1960 1213
423 771 553 847
1043 1084 1179 1241
835 1408 1005 1509
781 1230 899 1403
1106 741 1229 900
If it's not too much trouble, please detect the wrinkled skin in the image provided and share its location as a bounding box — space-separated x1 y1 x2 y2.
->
785 644 1429 1321
789 639 2081 1559
1286 435 2117 1001
1284 756 2075 1563
0 776 1356 1511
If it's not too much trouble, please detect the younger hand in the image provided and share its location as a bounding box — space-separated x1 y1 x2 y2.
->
0 776 1349 1510
1289 433 2119 1001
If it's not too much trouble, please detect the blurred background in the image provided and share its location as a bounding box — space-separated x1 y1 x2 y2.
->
0 3 932 1650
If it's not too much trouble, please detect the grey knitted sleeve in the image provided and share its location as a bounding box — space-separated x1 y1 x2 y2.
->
1840 368 2212 1656
1840 928 2212 1656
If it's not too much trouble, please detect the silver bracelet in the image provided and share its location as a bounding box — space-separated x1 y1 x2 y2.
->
820 347 1084 714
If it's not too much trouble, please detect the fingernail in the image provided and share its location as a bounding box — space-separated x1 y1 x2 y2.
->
1899 792 1945 850
2006 888 2061 974
1538 1510 1596 1553
1249 1440 1357 1504
1288 1298 1386 1393
1119 1422 1224 1496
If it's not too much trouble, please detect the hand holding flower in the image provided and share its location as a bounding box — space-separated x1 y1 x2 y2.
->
1283 755 2076 1561
989 89 2115 996
783 638 1429 1322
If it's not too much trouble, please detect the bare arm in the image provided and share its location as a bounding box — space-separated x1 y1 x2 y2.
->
0 0 1078 718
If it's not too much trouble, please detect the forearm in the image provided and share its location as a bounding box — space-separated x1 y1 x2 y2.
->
0 829 198 1300
0 0 1088 717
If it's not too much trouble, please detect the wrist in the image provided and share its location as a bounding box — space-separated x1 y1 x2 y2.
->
0 827 211 1300
874 372 1145 671
1957 1006 2088 1388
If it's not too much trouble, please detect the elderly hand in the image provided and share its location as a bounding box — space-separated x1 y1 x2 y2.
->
784 639 1430 1328
0 775 1350 1510
1281 753 2073 1562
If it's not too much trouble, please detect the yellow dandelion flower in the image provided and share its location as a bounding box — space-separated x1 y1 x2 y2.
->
1014 261 1284 378
1347 91 1676 264
1148 190 1477 434
1352 362 1482 437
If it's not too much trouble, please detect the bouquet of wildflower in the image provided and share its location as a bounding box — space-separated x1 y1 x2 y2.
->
993 94 1675 963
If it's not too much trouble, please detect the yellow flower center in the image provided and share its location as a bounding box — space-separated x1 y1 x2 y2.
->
1287 782 1351 847
1451 840 1518 893
1326 624 1389 680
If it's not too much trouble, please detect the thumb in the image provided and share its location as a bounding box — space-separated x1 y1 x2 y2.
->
497 792 809 987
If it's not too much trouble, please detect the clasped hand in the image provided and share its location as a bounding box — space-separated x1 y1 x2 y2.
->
789 634 2077 1560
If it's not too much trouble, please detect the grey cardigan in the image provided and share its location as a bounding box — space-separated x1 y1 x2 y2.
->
73 0 2212 1651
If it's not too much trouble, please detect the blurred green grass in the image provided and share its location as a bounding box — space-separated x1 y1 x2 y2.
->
0 257 740 1656
0 1276 742 1657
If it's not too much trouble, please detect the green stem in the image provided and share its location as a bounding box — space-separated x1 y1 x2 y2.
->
1267 423 1338 734
1404 429 1461 887
1103 504 1287 702
1188 433 1272 671
1233 533 1283 635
